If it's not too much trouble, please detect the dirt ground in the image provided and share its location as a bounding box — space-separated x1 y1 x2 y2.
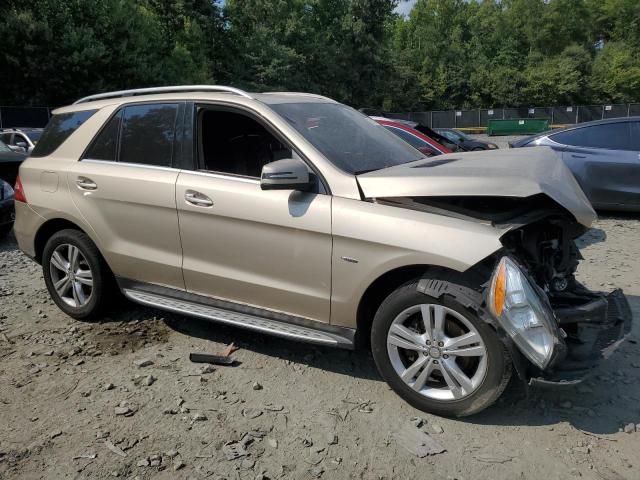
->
1 214 639 480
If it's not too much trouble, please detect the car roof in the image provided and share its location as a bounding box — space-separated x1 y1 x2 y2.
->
519 115 640 145
53 86 336 114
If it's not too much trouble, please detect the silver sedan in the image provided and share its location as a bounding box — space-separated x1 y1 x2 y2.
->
510 117 640 211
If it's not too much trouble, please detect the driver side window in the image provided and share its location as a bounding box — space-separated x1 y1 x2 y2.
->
197 108 292 178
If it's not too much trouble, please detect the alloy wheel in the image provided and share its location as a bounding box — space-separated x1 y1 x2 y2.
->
49 244 94 308
386 304 487 401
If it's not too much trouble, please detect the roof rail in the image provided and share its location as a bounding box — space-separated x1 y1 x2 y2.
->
73 85 253 105
263 91 334 102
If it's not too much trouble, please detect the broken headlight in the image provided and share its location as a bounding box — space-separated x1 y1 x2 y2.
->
488 256 558 369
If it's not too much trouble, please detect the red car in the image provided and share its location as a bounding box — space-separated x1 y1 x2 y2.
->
373 117 452 156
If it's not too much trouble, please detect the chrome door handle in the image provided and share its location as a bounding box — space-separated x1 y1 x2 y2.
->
185 190 213 207
76 176 98 190
571 154 586 159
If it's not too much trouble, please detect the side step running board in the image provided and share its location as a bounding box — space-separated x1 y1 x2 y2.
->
123 289 354 349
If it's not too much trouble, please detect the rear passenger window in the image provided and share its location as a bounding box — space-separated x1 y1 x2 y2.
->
551 122 632 151
84 111 122 161
119 104 179 167
31 110 96 157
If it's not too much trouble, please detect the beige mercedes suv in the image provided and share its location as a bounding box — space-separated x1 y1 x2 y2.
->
14 86 632 416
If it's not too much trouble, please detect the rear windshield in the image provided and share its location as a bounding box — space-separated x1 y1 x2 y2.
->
270 102 424 174
31 110 96 157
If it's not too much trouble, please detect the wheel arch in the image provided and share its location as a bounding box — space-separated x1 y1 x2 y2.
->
34 218 94 264
354 254 499 349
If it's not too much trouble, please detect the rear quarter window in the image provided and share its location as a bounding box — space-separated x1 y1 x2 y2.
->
550 122 632 151
31 110 96 157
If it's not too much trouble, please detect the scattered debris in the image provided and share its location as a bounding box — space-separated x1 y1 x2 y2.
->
104 440 127 458
133 358 154 368
623 423 636 434
221 342 240 357
431 424 444 434
393 425 445 457
173 458 185 471
49 430 63 439
72 453 97 460
242 408 263 419
192 412 207 422
252 381 263 390
222 441 249 460
143 375 156 386
474 453 514 464
190 352 236 366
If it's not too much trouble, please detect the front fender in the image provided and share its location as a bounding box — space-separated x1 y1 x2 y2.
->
329 196 505 328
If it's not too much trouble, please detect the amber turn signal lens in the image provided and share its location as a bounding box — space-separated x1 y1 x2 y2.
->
493 261 506 316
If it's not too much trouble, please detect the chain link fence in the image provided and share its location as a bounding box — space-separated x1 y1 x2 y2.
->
384 103 640 129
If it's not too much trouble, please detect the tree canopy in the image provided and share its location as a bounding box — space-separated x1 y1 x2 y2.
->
0 0 638 109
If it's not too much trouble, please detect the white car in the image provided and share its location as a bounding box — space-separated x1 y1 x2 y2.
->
0 128 43 153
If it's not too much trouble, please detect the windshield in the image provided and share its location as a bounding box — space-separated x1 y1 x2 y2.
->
0 140 11 153
270 102 424 174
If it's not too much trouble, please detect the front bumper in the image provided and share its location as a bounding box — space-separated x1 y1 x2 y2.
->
530 289 633 387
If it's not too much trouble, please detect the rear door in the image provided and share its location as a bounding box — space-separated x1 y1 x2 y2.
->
553 122 640 208
67 102 186 289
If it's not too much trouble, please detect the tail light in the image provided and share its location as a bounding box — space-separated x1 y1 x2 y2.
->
14 176 27 203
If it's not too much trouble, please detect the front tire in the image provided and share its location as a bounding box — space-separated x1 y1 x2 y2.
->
42 229 114 320
371 280 511 417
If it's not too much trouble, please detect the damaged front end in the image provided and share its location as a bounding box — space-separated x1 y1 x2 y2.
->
488 207 632 387
380 193 633 386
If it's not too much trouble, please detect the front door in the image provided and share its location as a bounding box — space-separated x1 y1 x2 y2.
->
176 106 332 322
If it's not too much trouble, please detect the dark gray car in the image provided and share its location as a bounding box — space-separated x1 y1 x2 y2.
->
510 117 640 211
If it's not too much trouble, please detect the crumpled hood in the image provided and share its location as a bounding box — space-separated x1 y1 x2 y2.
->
356 146 596 227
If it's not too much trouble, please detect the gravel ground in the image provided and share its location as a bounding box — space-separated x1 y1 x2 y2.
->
1 215 639 480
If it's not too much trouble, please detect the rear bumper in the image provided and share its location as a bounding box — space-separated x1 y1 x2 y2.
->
530 289 632 388
13 201 42 259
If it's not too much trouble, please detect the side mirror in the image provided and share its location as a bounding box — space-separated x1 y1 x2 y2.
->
15 141 28 149
260 158 313 191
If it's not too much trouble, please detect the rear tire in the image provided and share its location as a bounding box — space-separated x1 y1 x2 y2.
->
42 229 114 320
371 279 511 417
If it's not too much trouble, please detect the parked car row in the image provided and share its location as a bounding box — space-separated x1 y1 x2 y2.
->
10 86 631 418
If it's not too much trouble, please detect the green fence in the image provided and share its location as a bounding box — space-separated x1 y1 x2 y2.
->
486 118 550 136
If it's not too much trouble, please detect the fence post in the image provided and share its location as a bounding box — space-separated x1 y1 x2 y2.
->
575 106 579 124
551 107 554 126
0 108 3 129
628 103 631 118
